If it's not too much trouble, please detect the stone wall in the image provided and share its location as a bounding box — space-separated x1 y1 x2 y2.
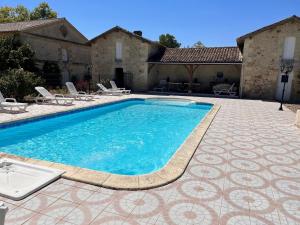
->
20 33 91 84
91 31 158 91
240 21 300 102
28 19 87 44
149 64 241 93
12 19 91 85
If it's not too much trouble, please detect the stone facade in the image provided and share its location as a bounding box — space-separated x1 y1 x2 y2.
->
2 19 91 85
90 28 161 91
239 19 300 102
20 33 90 84
90 28 242 92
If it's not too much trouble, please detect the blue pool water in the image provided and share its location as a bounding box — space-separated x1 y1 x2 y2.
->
0 99 212 175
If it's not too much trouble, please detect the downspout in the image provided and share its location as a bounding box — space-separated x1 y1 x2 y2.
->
239 63 244 98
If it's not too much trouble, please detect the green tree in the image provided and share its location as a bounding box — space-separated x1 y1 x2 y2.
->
0 5 30 23
0 37 43 100
14 5 30 21
159 34 181 48
30 2 57 20
192 41 205 48
0 6 15 23
0 2 57 23
0 36 36 72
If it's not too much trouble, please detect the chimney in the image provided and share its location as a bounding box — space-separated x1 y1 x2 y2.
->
133 30 142 36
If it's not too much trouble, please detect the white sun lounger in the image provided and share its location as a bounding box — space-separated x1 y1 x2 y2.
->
35 87 74 105
213 83 237 96
66 82 94 101
97 83 123 95
109 81 131 94
0 91 28 112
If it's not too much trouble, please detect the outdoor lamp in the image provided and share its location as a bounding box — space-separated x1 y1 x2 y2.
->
279 58 294 111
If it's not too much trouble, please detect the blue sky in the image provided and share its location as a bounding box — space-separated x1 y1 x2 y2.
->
2 0 299 47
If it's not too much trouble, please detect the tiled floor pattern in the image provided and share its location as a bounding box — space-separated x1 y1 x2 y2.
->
1 96 300 224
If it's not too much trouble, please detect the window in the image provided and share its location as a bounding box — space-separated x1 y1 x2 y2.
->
61 48 68 62
283 37 296 59
115 42 122 61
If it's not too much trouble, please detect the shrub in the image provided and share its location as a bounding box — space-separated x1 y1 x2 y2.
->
0 36 37 72
0 68 44 101
76 79 88 91
42 61 61 87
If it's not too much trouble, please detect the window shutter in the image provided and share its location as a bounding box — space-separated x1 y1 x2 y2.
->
116 42 122 60
283 37 296 59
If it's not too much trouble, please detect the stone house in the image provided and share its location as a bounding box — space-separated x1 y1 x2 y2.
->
89 26 163 91
237 15 300 102
89 26 242 92
0 15 299 102
0 18 91 85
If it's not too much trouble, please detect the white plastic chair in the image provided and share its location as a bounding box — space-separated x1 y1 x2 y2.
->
109 81 131 94
0 91 28 112
213 83 237 96
66 82 94 101
35 87 74 105
97 83 124 95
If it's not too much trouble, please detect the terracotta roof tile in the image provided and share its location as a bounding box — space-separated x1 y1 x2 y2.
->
148 47 242 64
0 18 61 32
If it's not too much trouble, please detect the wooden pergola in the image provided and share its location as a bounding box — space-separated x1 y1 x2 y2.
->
148 63 201 93
148 47 242 93
184 64 200 93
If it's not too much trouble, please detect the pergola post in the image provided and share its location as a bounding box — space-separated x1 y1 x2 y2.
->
184 64 199 93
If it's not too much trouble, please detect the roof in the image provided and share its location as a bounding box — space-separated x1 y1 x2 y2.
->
89 26 161 45
148 47 242 64
237 15 300 49
0 18 62 32
0 18 88 43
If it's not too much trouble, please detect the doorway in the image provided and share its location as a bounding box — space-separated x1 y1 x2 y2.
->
115 68 124 88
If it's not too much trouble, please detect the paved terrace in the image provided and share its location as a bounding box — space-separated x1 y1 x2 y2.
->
0 94 299 225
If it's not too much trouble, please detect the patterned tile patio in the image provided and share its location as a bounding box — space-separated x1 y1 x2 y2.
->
0 95 299 225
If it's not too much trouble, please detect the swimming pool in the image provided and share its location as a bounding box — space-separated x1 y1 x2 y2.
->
0 99 212 175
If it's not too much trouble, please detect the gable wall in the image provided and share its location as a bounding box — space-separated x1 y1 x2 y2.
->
27 20 87 44
19 33 91 84
241 21 300 102
91 31 153 91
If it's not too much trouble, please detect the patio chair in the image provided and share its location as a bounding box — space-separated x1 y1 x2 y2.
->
109 81 131 94
66 82 94 101
96 83 124 95
0 91 28 112
35 87 74 105
213 83 237 96
153 80 168 92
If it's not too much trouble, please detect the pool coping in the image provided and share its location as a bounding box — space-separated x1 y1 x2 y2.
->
0 98 220 190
